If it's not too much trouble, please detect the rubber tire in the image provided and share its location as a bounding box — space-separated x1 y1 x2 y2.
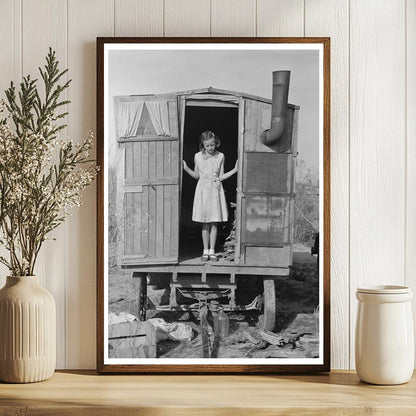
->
260 278 278 332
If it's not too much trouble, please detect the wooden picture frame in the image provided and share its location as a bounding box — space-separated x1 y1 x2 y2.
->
97 37 330 373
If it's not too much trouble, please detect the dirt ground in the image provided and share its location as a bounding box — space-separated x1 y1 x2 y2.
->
108 249 319 359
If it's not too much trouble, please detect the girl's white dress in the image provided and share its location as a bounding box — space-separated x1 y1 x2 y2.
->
192 151 228 223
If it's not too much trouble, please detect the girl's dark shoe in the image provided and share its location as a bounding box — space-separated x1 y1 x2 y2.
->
209 254 218 262
201 254 209 262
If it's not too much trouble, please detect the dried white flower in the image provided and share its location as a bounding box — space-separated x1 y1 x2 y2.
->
0 49 97 276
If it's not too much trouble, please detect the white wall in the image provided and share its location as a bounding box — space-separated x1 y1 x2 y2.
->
0 0 414 370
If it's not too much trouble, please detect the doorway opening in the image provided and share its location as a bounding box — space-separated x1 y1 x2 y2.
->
179 103 239 262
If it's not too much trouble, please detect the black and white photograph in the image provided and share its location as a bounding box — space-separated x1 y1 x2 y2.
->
98 39 330 372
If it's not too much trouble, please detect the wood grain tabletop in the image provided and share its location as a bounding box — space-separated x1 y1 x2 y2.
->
0 370 415 415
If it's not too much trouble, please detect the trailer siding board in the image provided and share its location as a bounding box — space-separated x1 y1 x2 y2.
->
125 192 134 255
116 147 126 267
123 193 127 255
164 185 172 257
162 140 171 178
133 192 142 255
171 139 179 178
133 141 142 179
240 187 248 263
285 197 291 241
141 186 149 258
244 99 273 153
257 102 273 152
163 140 170 177
141 141 149 181
148 186 157 258
235 98 245 263
244 99 258 153
156 141 164 178
245 101 295 153
274 107 295 154
125 178 177 186
171 134 180 231
125 142 134 179
170 185 179 258
168 100 179 137
290 108 299 157
156 186 164 258
289 198 295 264
171 140 176 177
148 141 157 180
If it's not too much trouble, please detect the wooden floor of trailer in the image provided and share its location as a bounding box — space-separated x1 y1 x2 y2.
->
123 256 290 277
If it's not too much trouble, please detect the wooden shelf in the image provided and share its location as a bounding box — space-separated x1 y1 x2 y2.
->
0 370 415 415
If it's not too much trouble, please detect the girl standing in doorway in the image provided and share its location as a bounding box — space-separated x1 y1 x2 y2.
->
183 131 238 262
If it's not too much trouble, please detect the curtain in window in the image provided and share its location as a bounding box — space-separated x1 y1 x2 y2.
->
146 101 171 136
116 101 144 138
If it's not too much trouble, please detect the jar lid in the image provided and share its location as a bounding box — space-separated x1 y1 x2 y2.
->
357 285 411 294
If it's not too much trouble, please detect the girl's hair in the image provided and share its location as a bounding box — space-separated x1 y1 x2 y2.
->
199 131 220 152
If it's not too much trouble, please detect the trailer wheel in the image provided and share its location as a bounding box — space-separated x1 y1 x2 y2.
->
130 272 148 321
259 278 278 332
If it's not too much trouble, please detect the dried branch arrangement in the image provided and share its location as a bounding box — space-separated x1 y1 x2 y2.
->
0 48 96 276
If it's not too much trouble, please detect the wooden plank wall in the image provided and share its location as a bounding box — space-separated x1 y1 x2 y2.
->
243 100 274 153
122 137 179 262
22 0 68 369
349 0 406 368
0 0 412 370
406 0 416 367
305 0 350 372
116 97 179 263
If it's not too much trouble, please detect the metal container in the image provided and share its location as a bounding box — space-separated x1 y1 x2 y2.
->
355 285 414 385
217 307 229 339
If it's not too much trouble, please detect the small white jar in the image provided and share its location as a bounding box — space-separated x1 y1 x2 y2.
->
355 285 414 385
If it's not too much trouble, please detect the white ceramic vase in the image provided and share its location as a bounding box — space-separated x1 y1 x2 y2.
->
355 285 414 385
0 276 56 383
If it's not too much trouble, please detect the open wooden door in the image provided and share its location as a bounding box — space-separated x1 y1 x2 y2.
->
235 98 299 267
114 96 180 266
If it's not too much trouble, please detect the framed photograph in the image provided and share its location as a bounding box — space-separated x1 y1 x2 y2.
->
97 37 330 373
